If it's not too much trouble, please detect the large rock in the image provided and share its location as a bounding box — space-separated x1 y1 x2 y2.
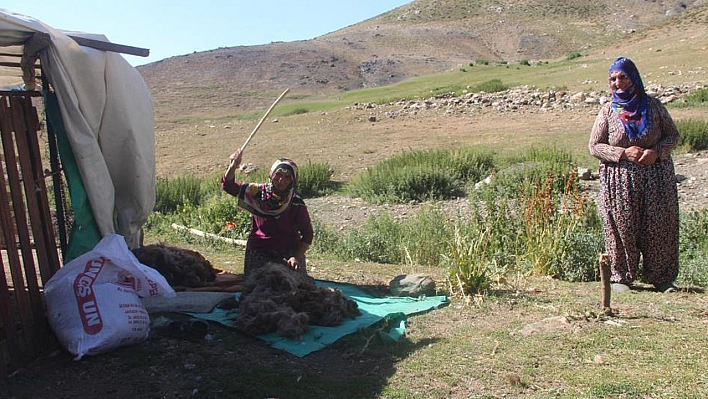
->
389 274 436 297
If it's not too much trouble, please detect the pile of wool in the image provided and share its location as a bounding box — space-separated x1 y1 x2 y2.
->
132 244 217 288
235 263 360 339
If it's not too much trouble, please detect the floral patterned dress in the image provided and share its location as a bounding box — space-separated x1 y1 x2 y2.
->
588 97 680 286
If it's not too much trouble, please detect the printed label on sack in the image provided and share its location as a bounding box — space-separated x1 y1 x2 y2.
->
73 256 108 335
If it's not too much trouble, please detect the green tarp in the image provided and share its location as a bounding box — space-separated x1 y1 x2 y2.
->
189 280 449 357
45 91 101 262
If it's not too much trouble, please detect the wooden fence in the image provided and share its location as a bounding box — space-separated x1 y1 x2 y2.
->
0 92 62 379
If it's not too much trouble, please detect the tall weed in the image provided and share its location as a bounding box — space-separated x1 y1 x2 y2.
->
678 208 708 287
154 174 210 214
441 224 493 298
676 118 708 151
483 146 578 199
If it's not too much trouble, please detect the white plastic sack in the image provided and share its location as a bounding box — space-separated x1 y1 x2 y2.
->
44 234 176 359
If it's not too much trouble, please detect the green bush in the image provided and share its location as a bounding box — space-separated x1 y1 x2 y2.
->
172 193 252 238
154 174 210 214
283 107 309 116
337 213 404 264
346 147 495 204
519 59 530 66
471 79 508 93
553 230 604 282
479 147 578 200
399 206 453 266
678 209 708 287
676 118 708 151
672 87 708 108
297 161 336 197
567 51 582 60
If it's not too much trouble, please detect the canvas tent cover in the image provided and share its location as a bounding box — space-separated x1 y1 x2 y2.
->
0 9 154 254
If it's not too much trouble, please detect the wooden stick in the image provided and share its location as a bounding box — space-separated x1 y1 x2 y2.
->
239 88 290 153
171 223 246 247
598 253 613 315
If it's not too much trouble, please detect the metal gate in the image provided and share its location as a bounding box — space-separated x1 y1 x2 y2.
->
0 92 61 378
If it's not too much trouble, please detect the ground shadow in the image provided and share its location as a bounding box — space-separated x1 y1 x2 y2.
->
2 299 443 399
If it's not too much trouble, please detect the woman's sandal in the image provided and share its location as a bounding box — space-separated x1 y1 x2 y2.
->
655 282 678 293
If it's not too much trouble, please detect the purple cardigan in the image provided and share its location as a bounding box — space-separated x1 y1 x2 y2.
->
222 177 313 253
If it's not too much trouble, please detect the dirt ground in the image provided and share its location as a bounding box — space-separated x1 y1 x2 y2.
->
3 98 708 399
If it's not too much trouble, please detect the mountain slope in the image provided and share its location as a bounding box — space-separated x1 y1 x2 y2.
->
137 0 704 121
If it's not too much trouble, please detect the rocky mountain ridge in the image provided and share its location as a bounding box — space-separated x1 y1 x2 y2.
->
137 0 705 119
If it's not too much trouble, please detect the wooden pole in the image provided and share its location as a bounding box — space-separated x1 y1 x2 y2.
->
598 253 613 316
239 88 290 154
171 223 246 247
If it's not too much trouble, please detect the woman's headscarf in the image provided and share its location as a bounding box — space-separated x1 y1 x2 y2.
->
237 158 299 218
609 57 651 140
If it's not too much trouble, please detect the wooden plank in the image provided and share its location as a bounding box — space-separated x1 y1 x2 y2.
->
0 339 7 380
0 97 40 358
0 97 27 368
8 96 50 351
19 96 60 276
0 92 42 97
9 96 59 282
0 61 40 69
68 35 149 57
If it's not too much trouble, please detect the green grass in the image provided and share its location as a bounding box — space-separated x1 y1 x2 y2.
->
671 87 708 108
676 118 708 151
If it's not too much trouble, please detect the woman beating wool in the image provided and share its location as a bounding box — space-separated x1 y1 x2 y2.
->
588 57 680 294
222 149 314 277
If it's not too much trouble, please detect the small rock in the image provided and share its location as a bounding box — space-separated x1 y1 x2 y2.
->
389 274 436 297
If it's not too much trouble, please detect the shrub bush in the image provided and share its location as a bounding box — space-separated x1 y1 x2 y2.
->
676 119 708 151
154 174 209 214
672 87 708 108
471 79 508 93
346 147 495 204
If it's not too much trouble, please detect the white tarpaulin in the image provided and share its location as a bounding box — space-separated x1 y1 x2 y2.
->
0 9 154 249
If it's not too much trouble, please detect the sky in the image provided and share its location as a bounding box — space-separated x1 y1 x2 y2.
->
2 1 412 66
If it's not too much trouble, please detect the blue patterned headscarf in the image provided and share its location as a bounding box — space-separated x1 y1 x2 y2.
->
609 57 651 140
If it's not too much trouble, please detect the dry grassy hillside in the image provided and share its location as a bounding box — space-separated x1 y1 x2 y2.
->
145 2 708 181
137 0 703 121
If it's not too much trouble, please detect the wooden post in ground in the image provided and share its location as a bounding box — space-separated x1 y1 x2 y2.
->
598 253 613 316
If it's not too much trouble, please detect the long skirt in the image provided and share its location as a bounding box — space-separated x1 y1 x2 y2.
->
599 158 679 286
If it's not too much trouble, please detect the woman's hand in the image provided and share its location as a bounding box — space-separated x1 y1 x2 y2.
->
622 146 644 163
622 146 657 166
286 257 300 272
224 149 243 181
637 148 658 166
228 149 243 167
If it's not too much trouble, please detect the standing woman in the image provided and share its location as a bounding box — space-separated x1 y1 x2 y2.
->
589 57 680 293
222 149 314 277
